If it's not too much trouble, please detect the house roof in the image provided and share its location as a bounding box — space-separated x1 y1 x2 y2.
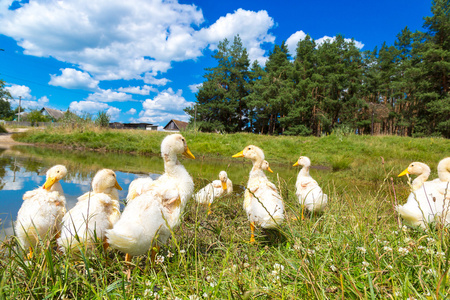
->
164 119 188 131
41 107 65 120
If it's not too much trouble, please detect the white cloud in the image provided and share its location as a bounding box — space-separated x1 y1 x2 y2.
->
49 68 99 90
188 83 202 93
6 84 32 100
136 88 193 125
69 100 121 121
5 84 49 110
0 0 204 81
196 8 275 64
118 85 156 95
0 3 277 80
9 96 50 111
286 30 307 57
143 74 171 86
86 89 132 103
106 107 121 120
126 108 137 115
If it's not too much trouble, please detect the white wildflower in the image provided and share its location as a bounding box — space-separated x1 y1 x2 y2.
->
155 255 165 264
210 282 217 287
179 249 186 254
386 265 393 269
402 225 409 232
436 251 445 258
381 240 389 245
330 265 337 272
188 295 200 300
393 230 399 235
166 250 174 258
404 237 411 243
243 263 250 268
362 261 369 269
356 247 367 254
273 263 285 272
417 245 426 250
427 237 435 243
144 289 158 298
426 248 434 255
426 269 436 275
383 246 393 252
398 247 409 255
293 243 301 250
232 264 237 272
304 259 310 264
307 249 315 255
202 293 208 298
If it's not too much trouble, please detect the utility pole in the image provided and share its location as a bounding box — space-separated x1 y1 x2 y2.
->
18 96 21 122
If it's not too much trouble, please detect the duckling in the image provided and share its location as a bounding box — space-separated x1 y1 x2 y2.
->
233 146 284 243
15 165 67 258
126 177 154 203
396 161 442 229
194 170 233 214
429 157 450 225
57 169 122 253
107 134 195 263
293 156 328 218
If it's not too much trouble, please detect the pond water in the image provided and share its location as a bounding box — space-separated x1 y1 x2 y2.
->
0 145 300 240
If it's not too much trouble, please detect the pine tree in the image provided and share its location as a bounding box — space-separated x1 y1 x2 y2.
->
184 36 251 132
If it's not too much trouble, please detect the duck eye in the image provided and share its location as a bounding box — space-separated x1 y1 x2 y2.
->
57 170 60 173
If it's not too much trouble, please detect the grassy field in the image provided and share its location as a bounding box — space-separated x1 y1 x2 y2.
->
2 127 450 299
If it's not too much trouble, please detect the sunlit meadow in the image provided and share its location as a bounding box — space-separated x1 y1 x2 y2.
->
1 127 449 299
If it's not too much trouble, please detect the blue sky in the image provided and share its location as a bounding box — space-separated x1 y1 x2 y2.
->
0 0 431 128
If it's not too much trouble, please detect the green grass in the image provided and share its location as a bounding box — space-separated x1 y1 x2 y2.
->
0 124 7 134
3 128 450 298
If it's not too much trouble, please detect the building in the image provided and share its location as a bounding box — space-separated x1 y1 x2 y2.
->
109 122 158 130
40 107 65 121
163 119 188 132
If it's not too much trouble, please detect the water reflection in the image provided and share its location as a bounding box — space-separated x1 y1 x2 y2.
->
0 145 299 240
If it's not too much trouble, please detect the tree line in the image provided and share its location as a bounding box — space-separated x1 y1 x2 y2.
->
185 0 449 138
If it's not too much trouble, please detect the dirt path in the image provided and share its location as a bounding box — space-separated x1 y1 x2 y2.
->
0 128 31 149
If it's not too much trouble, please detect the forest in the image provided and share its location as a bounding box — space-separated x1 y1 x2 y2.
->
185 0 449 138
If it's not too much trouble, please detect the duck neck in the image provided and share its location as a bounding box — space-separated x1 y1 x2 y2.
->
437 158 450 182
299 165 310 177
250 157 264 173
163 153 183 176
50 181 64 194
101 187 119 200
412 171 430 190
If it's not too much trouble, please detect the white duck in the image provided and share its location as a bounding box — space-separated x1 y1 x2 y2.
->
126 177 154 203
193 170 233 214
293 156 328 218
232 145 284 243
15 165 67 258
430 157 450 224
57 169 123 253
106 134 195 261
396 161 445 229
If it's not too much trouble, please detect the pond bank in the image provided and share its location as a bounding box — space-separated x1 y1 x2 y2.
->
0 128 31 149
